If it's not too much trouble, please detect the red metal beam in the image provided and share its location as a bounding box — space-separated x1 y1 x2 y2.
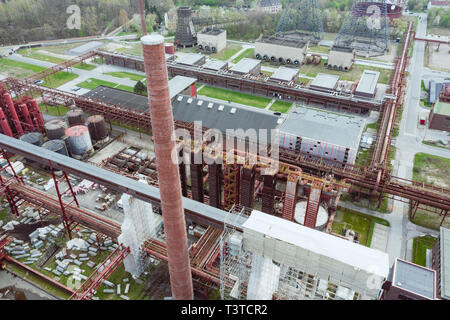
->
69 244 130 300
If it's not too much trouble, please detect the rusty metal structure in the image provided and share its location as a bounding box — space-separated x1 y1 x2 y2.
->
0 21 449 299
138 0 147 36
141 34 193 300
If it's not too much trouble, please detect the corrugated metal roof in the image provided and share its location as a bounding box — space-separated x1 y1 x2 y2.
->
279 106 365 150
175 53 204 66
310 73 339 90
243 210 390 278
203 59 228 71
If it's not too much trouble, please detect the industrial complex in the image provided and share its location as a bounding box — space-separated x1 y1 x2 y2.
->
0 0 449 304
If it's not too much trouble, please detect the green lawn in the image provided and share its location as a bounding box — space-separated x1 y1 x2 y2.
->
115 85 135 93
413 153 450 189
298 77 311 85
77 78 117 90
104 71 145 82
412 235 437 267
39 103 68 116
210 44 242 61
232 48 255 64
308 46 330 54
269 100 293 113
331 207 390 247
198 86 271 109
0 58 78 88
18 49 96 70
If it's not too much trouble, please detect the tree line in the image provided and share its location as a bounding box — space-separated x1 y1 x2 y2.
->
0 0 139 45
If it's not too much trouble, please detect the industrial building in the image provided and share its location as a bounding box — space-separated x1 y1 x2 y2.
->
258 0 283 14
279 106 365 165
202 59 228 72
310 73 340 92
255 35 308 65
174 6 197 48
429 85 450 132
269 67 299 83
197 28 227 54
432 227 450 300
326 46 356 71
229 58 262 76
175 53 206 67
382 259 436 300
355 70 381 99
0 13 448 303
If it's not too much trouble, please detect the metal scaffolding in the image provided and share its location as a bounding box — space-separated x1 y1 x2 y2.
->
335 0 390 57
275 0 324 43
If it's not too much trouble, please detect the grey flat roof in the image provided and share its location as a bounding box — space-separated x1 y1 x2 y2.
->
356 70 380 96
279 106 365 150
172 95 281 139
83 76 195 107
440 227 450 299
230 58 261 74
258 35 307 49
168 76 196 99
310 73 339 90
393 259 435 299
203 59 228 71
199 28 225 36
270 67 299 82
68 41 104 55
175 53 204 66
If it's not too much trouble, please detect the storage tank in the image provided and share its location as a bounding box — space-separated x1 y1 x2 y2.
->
45 119 68 140
165 43 175 55
42 139 69 157
294 201 329 230
66 108 85 127
87 115 108 141
20 132 44 147
65 125 93 157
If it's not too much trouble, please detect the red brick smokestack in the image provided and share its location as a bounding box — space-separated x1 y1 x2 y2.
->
141 34 193 300
139 0 147 36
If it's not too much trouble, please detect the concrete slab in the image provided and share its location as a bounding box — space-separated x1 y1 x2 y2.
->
370 223 390 253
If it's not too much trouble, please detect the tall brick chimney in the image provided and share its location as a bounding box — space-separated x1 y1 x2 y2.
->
141 34 193 300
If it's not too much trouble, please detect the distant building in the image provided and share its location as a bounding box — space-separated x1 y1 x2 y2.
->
382 258 436 300
428 0 450 9
255 35 308 66
326 46 356 71
278 105 366 165
229 58 262 76
432 227 450 300
355 70 380 99
164 9 177 31
258 0 283 14
429 84 450 132
197 28 227 54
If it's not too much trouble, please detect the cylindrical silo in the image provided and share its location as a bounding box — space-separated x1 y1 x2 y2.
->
42 139 69 157
20 132 44 147
45 119 68 140
66 108 85 127
87 115 108 141
65 125 93 157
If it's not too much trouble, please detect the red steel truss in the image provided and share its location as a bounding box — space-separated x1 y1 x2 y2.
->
69 244 130 300
28 51 96 80
0 234 12 261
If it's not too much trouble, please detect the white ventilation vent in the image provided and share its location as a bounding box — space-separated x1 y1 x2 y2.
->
177 96 183 102
197 100 204 106
187 98 193 104
218 105 224 111
277 118 283 125
207 103 214 109
230 108 237 114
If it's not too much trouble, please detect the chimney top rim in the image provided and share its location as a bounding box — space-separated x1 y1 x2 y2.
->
141 34 164 46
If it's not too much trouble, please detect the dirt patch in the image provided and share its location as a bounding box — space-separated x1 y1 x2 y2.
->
144 262 172 300
427 43 450 72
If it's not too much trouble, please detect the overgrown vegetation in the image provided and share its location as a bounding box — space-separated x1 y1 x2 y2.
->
413 153 450 188
412 235 437 267
198 86 271 109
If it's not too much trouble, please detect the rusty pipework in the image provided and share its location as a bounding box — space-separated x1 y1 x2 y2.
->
142 34 193 300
